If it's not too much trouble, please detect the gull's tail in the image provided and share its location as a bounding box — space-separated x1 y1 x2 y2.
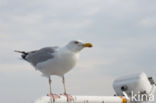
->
14 50 28 60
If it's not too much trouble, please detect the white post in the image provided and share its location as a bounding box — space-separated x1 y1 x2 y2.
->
34 96 128 103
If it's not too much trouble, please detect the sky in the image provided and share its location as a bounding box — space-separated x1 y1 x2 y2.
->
0 0 156 103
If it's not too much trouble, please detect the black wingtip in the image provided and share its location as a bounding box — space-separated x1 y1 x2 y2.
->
14 50 25 53
14 50 28 60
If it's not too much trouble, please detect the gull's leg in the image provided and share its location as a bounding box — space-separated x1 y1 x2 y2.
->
47 76 60 101
62 76 74 101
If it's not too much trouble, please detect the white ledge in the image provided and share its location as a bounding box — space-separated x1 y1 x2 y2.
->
34 96 128 103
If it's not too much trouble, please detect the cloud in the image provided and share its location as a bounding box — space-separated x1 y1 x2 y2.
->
10 14 43 24
139 17 156 27
0 63 33 72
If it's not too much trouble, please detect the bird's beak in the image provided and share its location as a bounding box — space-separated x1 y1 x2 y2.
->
83 43 93 48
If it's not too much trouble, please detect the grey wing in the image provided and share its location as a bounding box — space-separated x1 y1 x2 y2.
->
26 47 58 66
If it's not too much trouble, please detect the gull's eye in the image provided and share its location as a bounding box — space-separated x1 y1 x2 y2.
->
74 41 79 44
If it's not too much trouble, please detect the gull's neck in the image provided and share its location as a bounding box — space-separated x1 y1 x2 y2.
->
60 45 81 54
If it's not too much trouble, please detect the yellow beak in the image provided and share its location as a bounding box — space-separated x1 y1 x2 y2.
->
83 43 93 48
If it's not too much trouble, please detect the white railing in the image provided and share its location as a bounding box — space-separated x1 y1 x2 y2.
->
35 96 128 103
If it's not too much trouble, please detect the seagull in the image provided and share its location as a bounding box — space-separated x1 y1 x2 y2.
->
15 40 93 101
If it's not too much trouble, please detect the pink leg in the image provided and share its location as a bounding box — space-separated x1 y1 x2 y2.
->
62 76 74 102
47 76 60 101
63 93 74 102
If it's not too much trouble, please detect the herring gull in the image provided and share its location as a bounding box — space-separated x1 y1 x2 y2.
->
15 40 93 101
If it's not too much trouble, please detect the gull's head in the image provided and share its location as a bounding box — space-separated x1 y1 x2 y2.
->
66 40 93 52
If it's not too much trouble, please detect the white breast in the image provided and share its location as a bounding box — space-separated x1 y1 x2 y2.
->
36 48 79 77
57 51 79 74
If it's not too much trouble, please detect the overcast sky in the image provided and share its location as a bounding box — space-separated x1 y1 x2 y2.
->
0 0 156 103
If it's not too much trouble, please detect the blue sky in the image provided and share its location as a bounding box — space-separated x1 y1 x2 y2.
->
0 0 156 103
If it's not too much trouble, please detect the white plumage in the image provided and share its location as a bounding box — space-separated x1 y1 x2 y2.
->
36 46 79 77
